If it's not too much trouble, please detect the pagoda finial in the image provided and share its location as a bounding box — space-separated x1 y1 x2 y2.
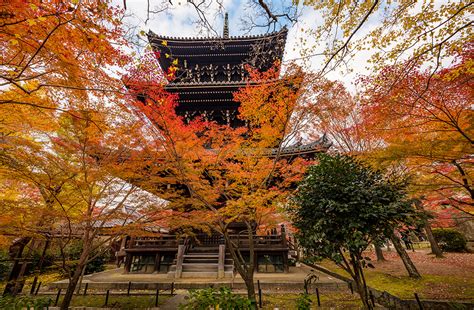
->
223 12 229 38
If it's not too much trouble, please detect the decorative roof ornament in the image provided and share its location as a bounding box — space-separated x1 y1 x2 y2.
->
223 12 229 39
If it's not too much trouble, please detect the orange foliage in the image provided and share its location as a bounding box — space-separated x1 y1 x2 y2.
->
361 45 473 219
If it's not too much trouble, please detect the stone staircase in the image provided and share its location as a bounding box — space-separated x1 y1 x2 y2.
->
168 246 234 278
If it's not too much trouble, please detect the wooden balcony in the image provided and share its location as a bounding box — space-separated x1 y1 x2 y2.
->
126 235 179 252
125 232 289 252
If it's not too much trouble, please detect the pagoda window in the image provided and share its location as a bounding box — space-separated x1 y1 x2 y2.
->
199 64 211 83
257 254 284 273
158 254 175 273
130 254 156 273
215 64 226 82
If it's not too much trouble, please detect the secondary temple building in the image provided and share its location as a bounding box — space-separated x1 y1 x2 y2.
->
118 17 331 278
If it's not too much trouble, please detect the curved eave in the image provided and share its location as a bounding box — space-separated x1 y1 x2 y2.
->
164 78 280 90
148 27 288 43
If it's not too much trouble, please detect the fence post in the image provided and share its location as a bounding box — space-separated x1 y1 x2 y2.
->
83 283 88 296
171 282 174 295
54 289 61 306
369 290 375 307
414 292 423 310
105 289 110 306
30 276 38 295
155 288 160 307
257 280 262 308
315 288 321 306
35 282 42 295
127 281 131 296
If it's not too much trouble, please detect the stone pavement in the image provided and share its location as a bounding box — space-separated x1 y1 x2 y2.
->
49 264 345 292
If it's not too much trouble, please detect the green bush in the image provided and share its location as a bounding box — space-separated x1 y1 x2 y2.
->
60 253 108 277
180 287 252 310
84 252 108 274
288 257 297 266
0 250 12 281
432 228 467 252
0 295 51 310
296 293 312 310
27 252 55 275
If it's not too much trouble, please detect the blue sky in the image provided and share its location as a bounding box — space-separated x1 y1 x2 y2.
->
118 0 379 92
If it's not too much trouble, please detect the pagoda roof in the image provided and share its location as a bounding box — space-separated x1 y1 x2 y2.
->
148 27 287 43
148 28 288 84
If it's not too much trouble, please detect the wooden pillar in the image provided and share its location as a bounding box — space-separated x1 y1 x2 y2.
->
124 253 132 273
218 244 225 279
120 237 127 250
281 224 289 273
281 224 287 247
283 252 289 273
175 245 185 279
155 253 161 273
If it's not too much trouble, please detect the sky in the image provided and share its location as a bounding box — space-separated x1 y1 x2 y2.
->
117 0 379 93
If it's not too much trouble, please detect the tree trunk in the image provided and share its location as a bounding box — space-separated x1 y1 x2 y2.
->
60 243 90 309
374 245 386 261
424 223 444 258
61 261 85 310
244 274 257 309
414 200 443 258
354 277 372 310
222 226 257 309
391 234 421 278
350 254 373 310
75 264 87 295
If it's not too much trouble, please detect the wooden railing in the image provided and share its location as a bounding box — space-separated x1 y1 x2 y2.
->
228 234 286 248
195 234 222 246
128 233 289 250
129 235 179 248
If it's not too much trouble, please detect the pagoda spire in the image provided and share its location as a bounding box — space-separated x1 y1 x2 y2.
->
223 12 229 38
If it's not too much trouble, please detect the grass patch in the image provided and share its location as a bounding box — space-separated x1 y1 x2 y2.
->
15 294 172 309
68 295 170 309
263 292 361 309
317 260 474 300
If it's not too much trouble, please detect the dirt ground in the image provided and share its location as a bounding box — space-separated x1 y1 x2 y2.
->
364 249 474 278
320 249 474 300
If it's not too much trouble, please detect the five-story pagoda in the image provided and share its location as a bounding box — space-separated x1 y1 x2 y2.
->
121 17 330 277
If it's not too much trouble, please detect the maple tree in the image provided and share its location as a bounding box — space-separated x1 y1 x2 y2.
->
361 46 473 218
358 45 473 258
303 78 382 153
0 2 172 308
1 0 128 111
125 55 313 304
0 98 168 308
299 0 471 79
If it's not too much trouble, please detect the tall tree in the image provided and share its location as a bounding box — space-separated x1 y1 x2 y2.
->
126 57 313 305
1 0 128 109
361 47 473 218
291 154 422 309
299 1 471 79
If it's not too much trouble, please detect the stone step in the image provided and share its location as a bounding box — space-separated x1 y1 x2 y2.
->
180 271 234 278
184 258 233 264
182 264 234 272
188 247 220 252
184 254 219 258
166 269 234 278
169 262 234 272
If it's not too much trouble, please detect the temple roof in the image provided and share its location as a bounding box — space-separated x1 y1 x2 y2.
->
148 27 287 43
148 28 288 84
